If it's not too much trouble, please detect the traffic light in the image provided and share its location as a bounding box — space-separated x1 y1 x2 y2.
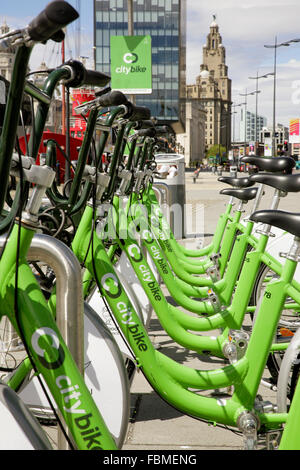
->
284 141 288 151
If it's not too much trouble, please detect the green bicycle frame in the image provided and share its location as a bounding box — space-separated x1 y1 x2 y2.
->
142 183 300 306
0 42 117 450
111 195 298 357
0 224 116 450
71 203 300 442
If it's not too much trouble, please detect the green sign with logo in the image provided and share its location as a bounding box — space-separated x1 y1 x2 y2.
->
110 35 152 94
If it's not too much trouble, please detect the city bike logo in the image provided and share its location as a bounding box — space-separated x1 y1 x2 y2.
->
31 327 65 370
115 51 147 75
128 243 143 262
101 272 122 298
142 229 154 243
123 52 138 64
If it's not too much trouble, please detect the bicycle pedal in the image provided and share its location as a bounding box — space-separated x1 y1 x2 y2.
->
265 430 282 450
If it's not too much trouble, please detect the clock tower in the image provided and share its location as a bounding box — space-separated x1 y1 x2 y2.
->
186 16 232 153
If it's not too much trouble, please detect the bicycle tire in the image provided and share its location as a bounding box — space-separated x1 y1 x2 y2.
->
250 262 300 385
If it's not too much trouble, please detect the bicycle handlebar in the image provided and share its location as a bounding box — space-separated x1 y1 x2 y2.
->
84 69 111 87
97 90 128 107
134 120 155 130
135 127 156 138
123 103 151 121
27 1 79 43
155 126 169 136
62 59 110 88
49 29 65 43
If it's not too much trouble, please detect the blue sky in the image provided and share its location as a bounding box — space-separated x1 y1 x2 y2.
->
1 0 300 130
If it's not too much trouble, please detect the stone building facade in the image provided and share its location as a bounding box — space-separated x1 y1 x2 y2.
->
0 21 15 82
176 100 206 166
186 16 232 156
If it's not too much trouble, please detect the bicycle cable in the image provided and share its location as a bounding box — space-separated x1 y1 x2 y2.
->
13 145 75 450
87 153 137 362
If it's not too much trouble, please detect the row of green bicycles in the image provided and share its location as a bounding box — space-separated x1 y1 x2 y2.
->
1 0 300 451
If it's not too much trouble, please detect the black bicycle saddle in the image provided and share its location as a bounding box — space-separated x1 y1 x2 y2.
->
220 187 258 202
250 210 300 238
241 156 295 173
218 176 255 188
249 172 300 193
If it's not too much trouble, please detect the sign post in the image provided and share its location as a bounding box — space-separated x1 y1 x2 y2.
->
289 118 300 143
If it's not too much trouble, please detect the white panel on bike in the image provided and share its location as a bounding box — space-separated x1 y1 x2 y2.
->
264 227 300 283
88 288 135 361
18 303 130 448
116 252 153 326
0 382 51 449
243 220 300 283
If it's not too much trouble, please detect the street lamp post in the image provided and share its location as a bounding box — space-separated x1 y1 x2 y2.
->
239 89 261 157
127 0 135 104
248 72 274 147
264 37 300 155
211 79 222 150
231 111 237 144
231 102 245 143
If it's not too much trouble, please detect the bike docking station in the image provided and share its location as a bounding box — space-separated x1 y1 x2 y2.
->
153 153 186 240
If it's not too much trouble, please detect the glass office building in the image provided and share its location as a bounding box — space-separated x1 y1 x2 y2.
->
94 0 186 125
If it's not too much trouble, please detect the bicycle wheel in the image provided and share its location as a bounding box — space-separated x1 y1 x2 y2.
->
250 262 300 385
276 328 300 413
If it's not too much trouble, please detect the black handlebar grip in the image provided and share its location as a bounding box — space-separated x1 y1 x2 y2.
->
95 86 111 97
124 104 151 121
27 1 79 43
98 90 128 107
49 29 65 43
136 127 156 138
62 59 85 87
61 59 110 89
83 69 111 87
155 126 169 136
134 120 155 130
